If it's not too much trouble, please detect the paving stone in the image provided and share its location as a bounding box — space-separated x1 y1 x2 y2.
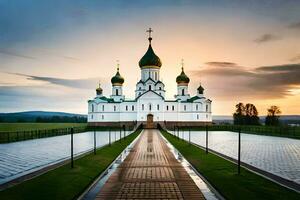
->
96 129 205 200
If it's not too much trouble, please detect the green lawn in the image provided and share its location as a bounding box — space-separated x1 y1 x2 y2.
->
0 123 87 132
161 129 300 200
0 129 141 200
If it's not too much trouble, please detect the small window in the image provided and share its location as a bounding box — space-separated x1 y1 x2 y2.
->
114 106 116 112
196 104 198 111
184 105 186 111
132 105 134 111
206 114 208 119
155 72 157 80
142 104 144 110
159 87 162 90
149 85 152 90
116 89 119 96
157 104 159 110
197 114 199 119
139 92 141 96
172 105 175 111
182 89 184 96
159 93 161 95
149 104 152 111
139 87 141 90
126 105 128 111
102 115 104 120
91 104 94 112
206 105 208 112
166 105 169 111
91 114 93 119
102 105 104 111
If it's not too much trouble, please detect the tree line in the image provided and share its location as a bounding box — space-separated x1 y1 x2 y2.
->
233 103 281 126
36 116 87 123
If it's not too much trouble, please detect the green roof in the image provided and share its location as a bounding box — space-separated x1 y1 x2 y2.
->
99 96 115 103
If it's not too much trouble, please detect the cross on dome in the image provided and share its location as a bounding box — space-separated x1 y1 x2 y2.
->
146 28 153 44
146 28 153 38
181 58 184 70
116 59 120 71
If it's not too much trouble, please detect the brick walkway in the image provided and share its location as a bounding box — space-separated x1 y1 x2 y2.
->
96 129 205 200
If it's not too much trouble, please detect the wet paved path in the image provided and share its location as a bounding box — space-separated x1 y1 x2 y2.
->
96 129 205 200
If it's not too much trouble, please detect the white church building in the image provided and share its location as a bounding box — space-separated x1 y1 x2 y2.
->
88 29 212 128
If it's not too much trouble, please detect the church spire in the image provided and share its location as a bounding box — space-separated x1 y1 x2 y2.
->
111 60 124 86
176 59 190 85
139 28 162 68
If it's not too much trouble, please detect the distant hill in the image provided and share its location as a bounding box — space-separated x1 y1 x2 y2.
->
0 111 87 122
212 115 300 125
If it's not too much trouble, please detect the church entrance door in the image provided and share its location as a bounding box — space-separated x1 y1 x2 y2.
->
146 114 154 129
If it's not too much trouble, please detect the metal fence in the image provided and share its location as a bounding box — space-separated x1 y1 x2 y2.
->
172 125 300 139
0 126 88 143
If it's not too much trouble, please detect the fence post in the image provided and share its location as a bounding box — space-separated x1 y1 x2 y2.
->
206 125 208 154
94 129 96 155
109 128 111 146
189 128 191 145
238 128 241 174
123 125 126 139
71 128 74 168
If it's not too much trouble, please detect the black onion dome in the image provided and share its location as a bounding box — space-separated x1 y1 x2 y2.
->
176 68 190 84
197 84 204 94
139 38 162 68
111 68 124 85
96 83 103 95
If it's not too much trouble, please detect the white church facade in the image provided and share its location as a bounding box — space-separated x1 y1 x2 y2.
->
88 29 212 128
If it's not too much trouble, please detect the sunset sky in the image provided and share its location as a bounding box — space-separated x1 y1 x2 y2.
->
1 0 300 115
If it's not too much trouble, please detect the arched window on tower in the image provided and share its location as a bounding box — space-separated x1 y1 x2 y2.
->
157 104 159 110
182 89 184 96
102 105 105 111
206 105 209 112
114 106 116 112
116 89 119 96
149 104 152 111
149 85 152 90
196 104 198 111
91 104 94 112
142 104 144 111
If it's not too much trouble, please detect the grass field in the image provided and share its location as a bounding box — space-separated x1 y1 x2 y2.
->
0 123 87 132
0 128 141 200
161 129 300 200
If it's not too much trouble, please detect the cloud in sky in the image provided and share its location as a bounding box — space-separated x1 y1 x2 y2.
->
190 63 300 99
253 34 281 43
0 49 36 60
289 54 300 62
6 72 101 89
288 21 300 29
